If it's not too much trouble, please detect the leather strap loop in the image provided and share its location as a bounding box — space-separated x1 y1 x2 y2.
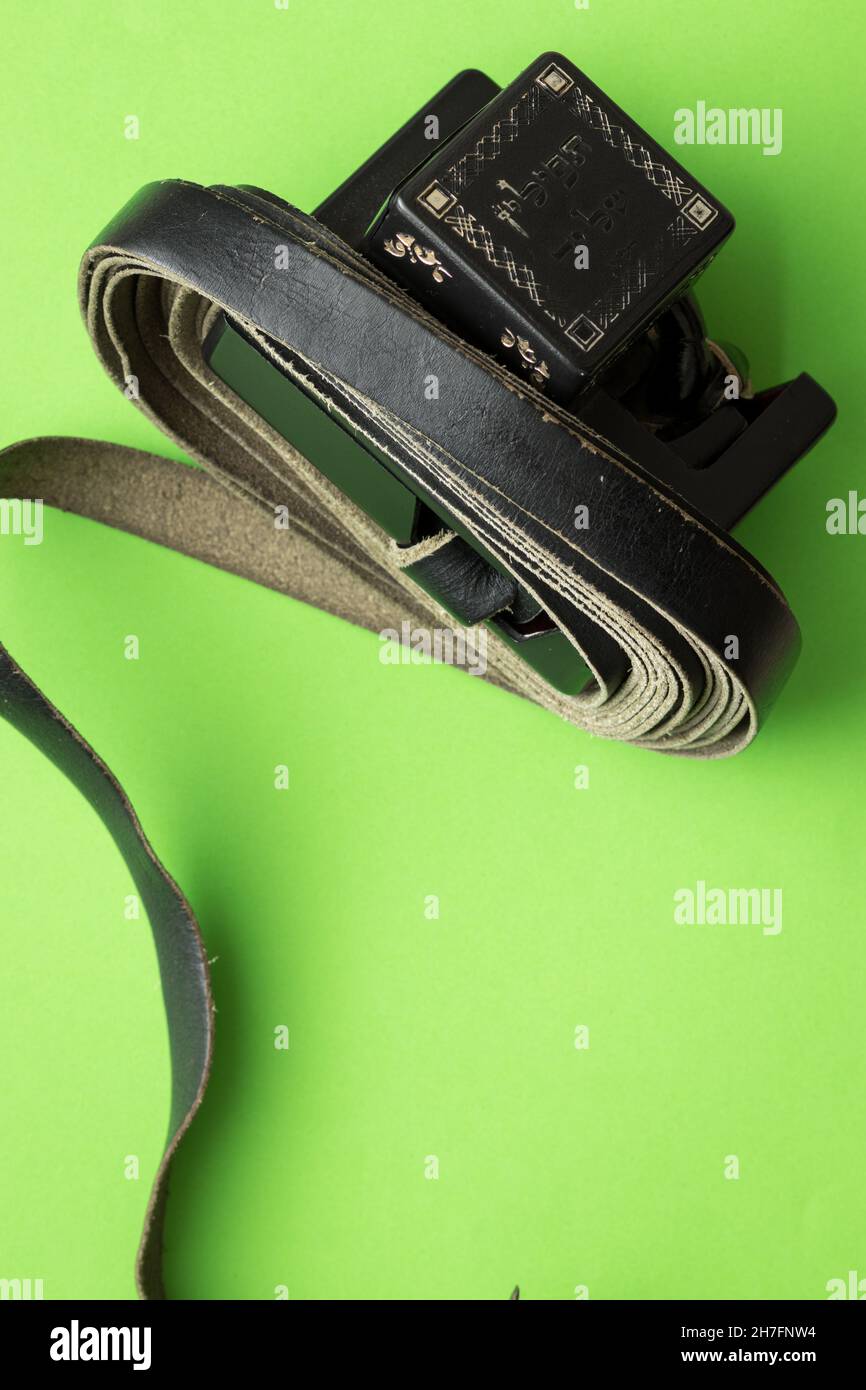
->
0 177 805 1297
75 178 799 753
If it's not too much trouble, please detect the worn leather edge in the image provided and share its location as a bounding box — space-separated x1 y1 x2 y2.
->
0 641 213 1300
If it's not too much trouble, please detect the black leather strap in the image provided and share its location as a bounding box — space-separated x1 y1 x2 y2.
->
0 179 804 1296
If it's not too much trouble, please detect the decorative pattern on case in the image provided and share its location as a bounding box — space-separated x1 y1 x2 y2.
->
443 204 546 305
579 210 706 343
500 327 551 387
443 83 545 194
382 230 453 283
565 81 697 209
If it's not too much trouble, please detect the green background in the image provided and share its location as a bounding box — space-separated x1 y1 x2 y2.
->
1 0 864 1301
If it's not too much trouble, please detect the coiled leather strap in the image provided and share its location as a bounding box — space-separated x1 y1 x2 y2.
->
0 179 802 1296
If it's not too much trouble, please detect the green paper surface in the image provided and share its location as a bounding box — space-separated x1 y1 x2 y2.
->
1 0 864 1301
